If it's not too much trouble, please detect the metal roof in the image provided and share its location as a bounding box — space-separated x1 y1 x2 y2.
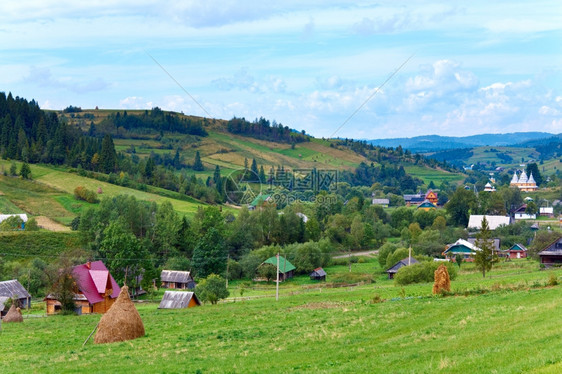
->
158 291 201 309
468 215 511 230
386 257 419 274
0 214 28 223
0 296 9 313
467 238 501 251
0 279 31 299
310 268 327 277
538 237 562 256
160 270 193 283
263 256 296 273
73 261 120 304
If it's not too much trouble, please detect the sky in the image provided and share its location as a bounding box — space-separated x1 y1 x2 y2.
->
0 1 561 139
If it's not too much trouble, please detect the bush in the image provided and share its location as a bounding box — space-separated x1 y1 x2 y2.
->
195 274 229 304
547 273 558 287
239 252 263 279
24 217 39 231
394 261 458 286
0 216 24 231
384 248 410 270
73 186 99 203
378 242 399 269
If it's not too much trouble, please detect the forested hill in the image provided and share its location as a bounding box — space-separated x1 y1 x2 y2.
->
0 92 465 206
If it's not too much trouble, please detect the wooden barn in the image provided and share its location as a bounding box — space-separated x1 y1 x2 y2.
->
158 291 201 309
261 256 296 281
443 238 482 262
45 261 120 315
386 257 419 279
0 280 31 316
417 200 436 211
160 270 196 289
310 267 327 281
505 243 528 259
538 237 562 267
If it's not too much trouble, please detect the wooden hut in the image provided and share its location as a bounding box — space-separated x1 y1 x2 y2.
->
0 280 31 316
505 243 528 259
45 261 120 315
538 237 562 267
261 256 296 281
160 270 196 290
386 257 419 279
310 267 327 281
158 291 201 309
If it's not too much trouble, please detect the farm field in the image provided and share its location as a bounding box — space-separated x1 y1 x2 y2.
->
3 259 562 373
404 165 465 186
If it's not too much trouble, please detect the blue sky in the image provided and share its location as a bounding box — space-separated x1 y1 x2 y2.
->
1 1 561 139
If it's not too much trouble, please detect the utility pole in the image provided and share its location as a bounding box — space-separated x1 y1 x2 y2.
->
225 254 229 289
276 251 280 301
408 246 412 265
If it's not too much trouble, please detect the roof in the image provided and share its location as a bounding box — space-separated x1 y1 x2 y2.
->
467 238 501 251
249 194 271 207
467 215 510 230
263 256 296 273
540 207 554 214
444 238 481 255
310 267 327 277
158 291 201 309
0 296 9 313
0 214 28 223
372 198 390 205
509 243 527 252
386 257 419 274
538 237 562 257
0 279 31 299
72 261 120 304
514 204 527 213
418 200 436 209
160 270 193 283
296 212 309 223
403 194 424 202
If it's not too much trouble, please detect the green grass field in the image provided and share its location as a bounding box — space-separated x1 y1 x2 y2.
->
3 258 562 373
404 165 465 186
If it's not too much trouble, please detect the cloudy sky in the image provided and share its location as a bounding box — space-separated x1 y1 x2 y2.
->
1 1 561 139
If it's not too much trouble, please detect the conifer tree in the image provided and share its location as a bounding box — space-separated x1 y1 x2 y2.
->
192 151 204 171
474 216 497 277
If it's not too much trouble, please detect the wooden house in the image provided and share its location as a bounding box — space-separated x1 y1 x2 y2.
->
467 238 501 253
538 237 562 267
158 291 201 309
160 270 196 290
372 198 389 207
425 190 438 205
0 280 31 316
417 200 436 211
310 267 327 281
386 257 419 279
45 261 120 315
514 204 536 220
403 194 425 206
261 256 296 281
467 215 511 230
443 239 481 262
504 243 527 259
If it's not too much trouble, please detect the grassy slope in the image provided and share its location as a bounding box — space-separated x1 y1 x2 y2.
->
2 259 562 373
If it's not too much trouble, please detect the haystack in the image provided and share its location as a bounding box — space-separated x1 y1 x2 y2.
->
94 285 144 344
3 304 23 323
432 264 451 294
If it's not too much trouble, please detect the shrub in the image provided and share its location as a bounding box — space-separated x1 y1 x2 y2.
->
394 261 458 286
24 217 39 231
378 242 399 269
330 272 373 285
227 259 243 280
0 216 24 231
195 274 229 304
547 273 558 287
73 186 99 203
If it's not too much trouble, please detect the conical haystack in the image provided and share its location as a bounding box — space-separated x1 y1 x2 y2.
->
94 286 145 344
432 264 451 295
3 305 23 323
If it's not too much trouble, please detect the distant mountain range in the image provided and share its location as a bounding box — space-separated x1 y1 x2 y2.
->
367 132 556 152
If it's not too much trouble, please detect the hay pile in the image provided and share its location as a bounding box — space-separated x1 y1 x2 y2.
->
94 286 145 344
432 264 451 295
3 305 23 323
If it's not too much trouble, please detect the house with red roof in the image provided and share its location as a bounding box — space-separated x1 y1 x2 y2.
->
45 261 120 315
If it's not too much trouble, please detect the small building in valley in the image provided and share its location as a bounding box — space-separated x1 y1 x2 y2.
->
372 198 390 207
261 256 296 281
386 257 419 279
310 267 327 281
538 237 562 267
160 270 196 290
425 190 438 205
0 280 31 316
514 205 536 220
443 239 481 262
45 261 120 315
158 291 201 309
417 200 437 211
0 214 28 230
467 215 511 230
504 243 527 259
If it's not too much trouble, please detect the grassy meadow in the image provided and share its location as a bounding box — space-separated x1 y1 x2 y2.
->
3 258 562 373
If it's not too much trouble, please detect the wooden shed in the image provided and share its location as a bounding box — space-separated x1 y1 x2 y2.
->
0 280 31 316
160 270 196 290
538 237 562 267
386 257 419 279
261 256 296 281
45 261 120 315
158 291 201 309
310 267 327 281
505 243 528 259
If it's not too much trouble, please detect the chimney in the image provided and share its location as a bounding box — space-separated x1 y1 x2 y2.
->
86 261 91 269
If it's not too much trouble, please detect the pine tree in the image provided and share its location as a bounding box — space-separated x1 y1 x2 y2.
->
19 162 31 179
213 165 223 193
99 134 117 174
474 216 497 277
192 151 204 171
259 165 266 183
251 158 258 176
